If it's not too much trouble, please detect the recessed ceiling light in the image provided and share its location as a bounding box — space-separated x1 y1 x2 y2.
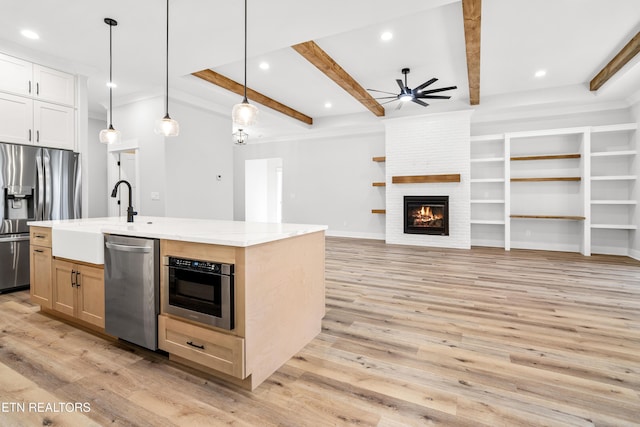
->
259 62 269 70
106 81 117 88
535 69 547 78
21 29 39 40
380 31 393 41
324 102 332 109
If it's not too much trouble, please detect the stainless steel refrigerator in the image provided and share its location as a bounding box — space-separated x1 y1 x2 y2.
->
0 143 81 293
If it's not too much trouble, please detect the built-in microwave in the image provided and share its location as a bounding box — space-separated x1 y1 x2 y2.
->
163 256 234 330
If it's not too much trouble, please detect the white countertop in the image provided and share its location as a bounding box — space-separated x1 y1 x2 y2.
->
28 216 328 247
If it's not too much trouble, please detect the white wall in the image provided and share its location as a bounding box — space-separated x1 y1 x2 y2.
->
233 131 385 239
164 101 234 220
113 97 166 217
86 117 108 217
385 111 472 248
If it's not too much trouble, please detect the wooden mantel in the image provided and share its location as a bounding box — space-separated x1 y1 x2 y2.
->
392 174 461 184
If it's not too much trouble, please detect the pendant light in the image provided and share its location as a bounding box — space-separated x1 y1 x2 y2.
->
232 128 249 145
154 0 179 136
99 18 121 144
231 0 258 129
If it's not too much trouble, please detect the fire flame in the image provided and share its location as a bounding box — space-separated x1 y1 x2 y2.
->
413 205 443 226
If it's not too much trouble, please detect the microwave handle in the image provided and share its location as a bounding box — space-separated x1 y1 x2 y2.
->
105 242 152 253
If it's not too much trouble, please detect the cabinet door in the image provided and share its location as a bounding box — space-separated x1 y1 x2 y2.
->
52 259 75 317
33 65 75 106
0 53 32 96
76 264 105 328
29 245 52 309
33 101 74 150
0 93 33 145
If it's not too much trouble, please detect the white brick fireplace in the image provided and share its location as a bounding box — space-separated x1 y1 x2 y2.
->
384 110 472 248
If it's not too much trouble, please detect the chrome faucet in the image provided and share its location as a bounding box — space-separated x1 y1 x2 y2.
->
111 180 137 222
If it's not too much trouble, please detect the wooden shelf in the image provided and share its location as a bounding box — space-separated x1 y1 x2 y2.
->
372 182 386 187
371 209 386 214
511 215 585 220
511 153 580 161
392 174 461 184
511 177 581 182
372 156 386 162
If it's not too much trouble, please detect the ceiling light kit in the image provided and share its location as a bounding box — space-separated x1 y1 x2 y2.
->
155 0 179 137
98 17 121 144
368 68 457 110
232 0 258 144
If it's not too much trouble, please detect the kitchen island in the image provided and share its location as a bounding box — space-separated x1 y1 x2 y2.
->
28 216 327 390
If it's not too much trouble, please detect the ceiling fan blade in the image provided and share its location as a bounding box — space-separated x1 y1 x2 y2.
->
395 102 404 110
374 96 399 100
367 89 398 95
380 99 399 106
414 78 438 92
416 94 451 99
412 99 429 107
396 79 406 93
419 85 458 95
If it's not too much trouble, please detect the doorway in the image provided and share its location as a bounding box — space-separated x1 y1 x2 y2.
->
107 141 140 218
245 158 283 223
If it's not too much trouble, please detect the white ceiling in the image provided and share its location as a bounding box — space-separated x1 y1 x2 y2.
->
1 0 639 139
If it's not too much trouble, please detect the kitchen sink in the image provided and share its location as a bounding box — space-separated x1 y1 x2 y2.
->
51 223 108 264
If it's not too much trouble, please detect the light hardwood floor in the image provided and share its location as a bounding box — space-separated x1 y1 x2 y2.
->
1 237 639 426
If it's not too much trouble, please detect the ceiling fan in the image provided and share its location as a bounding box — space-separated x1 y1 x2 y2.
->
368 68 457 110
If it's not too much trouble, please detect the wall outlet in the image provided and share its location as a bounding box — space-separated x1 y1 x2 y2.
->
151 192 160 200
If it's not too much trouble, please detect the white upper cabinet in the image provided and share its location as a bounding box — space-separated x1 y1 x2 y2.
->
0 54 32 96
33 101 75 150
0 52 75 106
33 65 75 106
0 92 33 144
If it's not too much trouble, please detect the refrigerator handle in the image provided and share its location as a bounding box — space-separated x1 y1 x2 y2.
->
43 149 52 220
36 150 45 220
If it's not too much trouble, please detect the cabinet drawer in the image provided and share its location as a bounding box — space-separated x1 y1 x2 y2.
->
159 315 245 379
30 226 52 247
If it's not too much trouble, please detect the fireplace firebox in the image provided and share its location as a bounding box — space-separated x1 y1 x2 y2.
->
404 196 449 235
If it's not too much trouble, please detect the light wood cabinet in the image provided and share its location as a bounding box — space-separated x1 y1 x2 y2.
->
159 315 245 379
52 258 105 328
29 227 52 308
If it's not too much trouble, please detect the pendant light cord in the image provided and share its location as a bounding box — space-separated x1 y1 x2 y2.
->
165 0 169 116
109 22 113 128
243 0 248 102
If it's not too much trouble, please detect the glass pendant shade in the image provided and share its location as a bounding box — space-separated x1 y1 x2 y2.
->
154 114 180 136
232 100 258 127
232 129 249 145
99 125 121 144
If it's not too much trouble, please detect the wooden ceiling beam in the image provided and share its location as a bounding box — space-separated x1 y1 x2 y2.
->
590 31 640 91
462 0 481 105
191 69 313 125
292 40 385 117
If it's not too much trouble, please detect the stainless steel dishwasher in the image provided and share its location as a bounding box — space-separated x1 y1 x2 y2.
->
104 234 160 350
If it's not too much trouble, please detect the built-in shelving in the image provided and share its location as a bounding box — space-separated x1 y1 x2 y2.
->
372 156 386 162
471 122 638 256
371 209 386 214
372 182 386 187
590 200 637 205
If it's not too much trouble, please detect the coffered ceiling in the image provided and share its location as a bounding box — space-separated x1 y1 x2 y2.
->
0 0 638 140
